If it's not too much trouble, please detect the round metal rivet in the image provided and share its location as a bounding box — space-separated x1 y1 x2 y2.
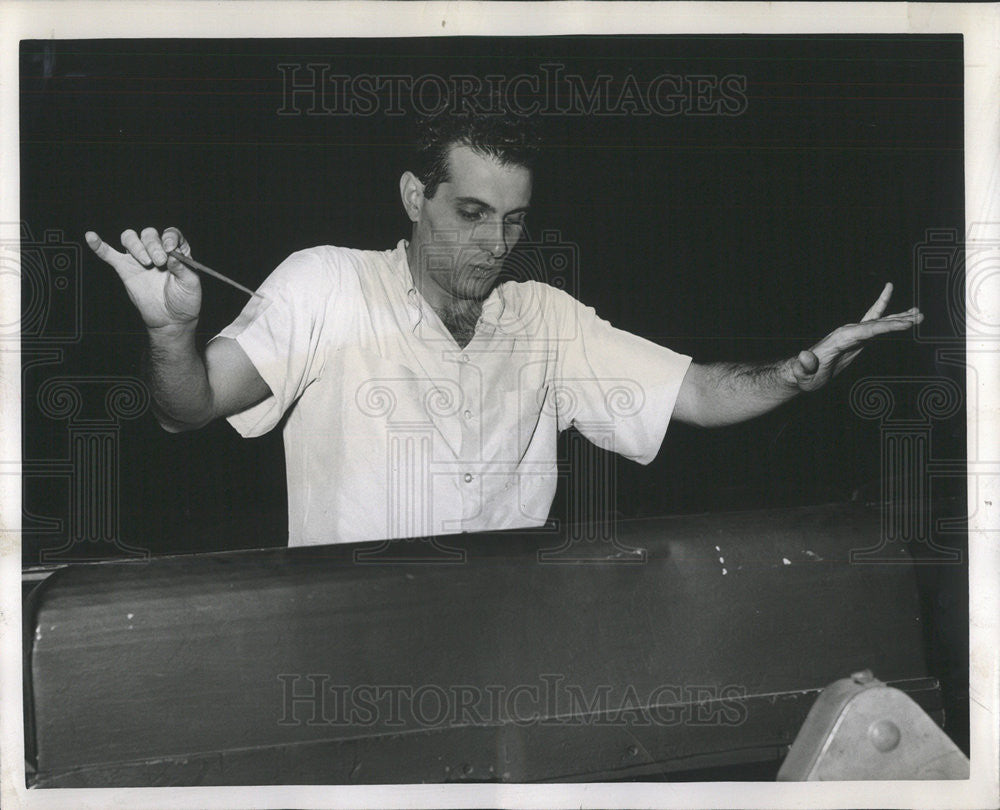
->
868 719 901 752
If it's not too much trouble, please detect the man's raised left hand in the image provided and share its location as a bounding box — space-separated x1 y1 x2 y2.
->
790 282 923 392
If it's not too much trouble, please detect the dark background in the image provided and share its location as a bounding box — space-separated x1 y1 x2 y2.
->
20 35 965 558
19 35 967 750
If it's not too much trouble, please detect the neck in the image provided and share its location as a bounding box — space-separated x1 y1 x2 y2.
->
438 300 481 350
405 239 443 309
405 239 485 347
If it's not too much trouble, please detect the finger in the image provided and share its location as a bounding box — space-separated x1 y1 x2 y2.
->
120 229 153 266
832 312 924 370
883 307 921 319
161 227 189 256
163 253 200 287
873 312 924 329
848 319 916 344
823 317 921 357
85 231 123 264
161 227 193 278
85 231 139 279
140 227 168 268
831 318 920 376
860 282 893 322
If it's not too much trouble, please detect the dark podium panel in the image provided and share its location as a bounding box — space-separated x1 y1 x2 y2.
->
23 503 940 786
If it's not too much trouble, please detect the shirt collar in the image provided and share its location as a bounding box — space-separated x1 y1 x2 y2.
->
392 239 423 328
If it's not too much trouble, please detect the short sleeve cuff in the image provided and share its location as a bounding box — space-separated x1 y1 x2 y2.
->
630 349 692 465
212 296 287 438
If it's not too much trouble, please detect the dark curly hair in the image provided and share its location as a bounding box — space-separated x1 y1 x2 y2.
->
413 109 542 199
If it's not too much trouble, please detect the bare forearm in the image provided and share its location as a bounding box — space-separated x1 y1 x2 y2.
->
144 324 216 432
685 358 800 427
673 284 923 428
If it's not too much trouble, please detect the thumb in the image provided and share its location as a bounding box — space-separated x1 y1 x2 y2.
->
793 349 819 380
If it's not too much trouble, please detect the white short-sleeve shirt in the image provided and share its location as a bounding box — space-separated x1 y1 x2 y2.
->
216 240 692 546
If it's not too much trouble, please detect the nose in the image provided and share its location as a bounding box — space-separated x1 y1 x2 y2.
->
474 219 508 260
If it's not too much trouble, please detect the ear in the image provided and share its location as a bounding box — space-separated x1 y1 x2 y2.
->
399 171 424 223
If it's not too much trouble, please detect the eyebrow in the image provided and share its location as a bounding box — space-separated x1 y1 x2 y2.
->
453 197 530 217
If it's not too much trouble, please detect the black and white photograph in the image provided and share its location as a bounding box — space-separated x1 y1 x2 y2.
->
2 3 997 808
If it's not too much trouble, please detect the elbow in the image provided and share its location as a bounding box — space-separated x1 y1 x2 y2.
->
687 413 714 429
157 419 195 434
677 409 722 429
673 391 736 429
673 365 745 429
156 417 203 434
673 371 717 428
152 404 215 434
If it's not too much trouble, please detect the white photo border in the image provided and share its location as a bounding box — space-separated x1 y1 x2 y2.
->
1 2 997 809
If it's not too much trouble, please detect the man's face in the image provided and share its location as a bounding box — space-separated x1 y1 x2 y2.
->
410 144 532 305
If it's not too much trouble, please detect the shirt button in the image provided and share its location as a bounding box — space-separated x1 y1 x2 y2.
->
463 473 473 483
463 409 472 420
461 354 470 363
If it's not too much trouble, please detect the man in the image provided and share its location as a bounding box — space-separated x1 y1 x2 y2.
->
86 111 923 546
